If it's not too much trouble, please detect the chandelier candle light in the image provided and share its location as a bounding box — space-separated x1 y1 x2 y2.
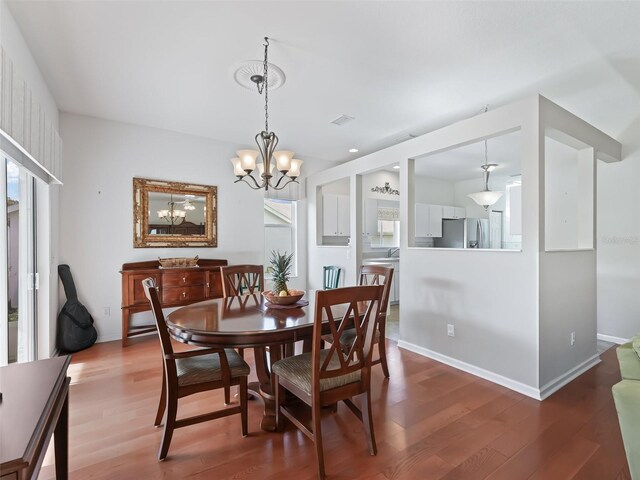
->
230 37 303 191
158 194 187 225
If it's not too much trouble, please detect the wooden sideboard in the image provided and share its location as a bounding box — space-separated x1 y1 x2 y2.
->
120 259 228 346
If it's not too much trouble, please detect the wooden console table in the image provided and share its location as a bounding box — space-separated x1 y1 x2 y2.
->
120 259 228 346
0 356 71 480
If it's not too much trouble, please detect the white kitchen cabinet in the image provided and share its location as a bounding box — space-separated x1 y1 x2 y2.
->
442 205 466 219
442 206 455 219
415 203 443 237
363 198 378 236
390 262 400 304
323 194 350 236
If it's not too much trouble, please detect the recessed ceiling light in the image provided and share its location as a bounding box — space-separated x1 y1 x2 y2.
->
349 148 359 153
393 165 400 169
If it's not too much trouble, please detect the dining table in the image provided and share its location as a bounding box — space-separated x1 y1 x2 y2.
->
166 292 323 431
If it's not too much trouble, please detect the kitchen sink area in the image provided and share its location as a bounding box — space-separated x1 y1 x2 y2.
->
363 248 400 305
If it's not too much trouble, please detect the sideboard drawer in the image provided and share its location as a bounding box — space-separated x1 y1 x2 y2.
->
162 286 205 304
162 271 205 287
130 273 161 305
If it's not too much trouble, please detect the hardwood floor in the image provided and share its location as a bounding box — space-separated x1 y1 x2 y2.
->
38 337 630 479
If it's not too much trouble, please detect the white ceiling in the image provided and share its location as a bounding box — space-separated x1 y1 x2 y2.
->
7 1 640 163
414 130 521 182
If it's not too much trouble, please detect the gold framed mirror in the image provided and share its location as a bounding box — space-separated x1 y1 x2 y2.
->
133 177 217 248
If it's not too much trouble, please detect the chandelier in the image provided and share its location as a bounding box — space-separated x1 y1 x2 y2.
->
230 37 303 191
157 195 187 225
466 107 504 210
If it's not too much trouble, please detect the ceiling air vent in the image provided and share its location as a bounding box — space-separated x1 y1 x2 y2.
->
331 114 355 126
394 133 417 144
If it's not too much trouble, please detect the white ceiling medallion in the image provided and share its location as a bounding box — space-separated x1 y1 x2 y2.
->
233 60 286 91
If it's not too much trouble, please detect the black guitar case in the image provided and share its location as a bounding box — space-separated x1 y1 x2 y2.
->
57 264 97 353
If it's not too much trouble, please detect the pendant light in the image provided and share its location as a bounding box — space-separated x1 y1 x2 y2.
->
467 107 503 210
230 37 303 191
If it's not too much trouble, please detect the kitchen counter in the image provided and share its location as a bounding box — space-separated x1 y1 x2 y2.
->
363 257 400 263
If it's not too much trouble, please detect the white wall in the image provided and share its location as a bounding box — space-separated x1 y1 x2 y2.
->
414 175 454 206
59 113 334 342
539 252 597 387
362 170 401 202
320 178 350 196
0 0 58 128
597 119 640 341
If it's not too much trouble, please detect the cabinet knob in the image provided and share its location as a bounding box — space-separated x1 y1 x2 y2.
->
206 282 210 288
182 276 186 283
182 291 187 298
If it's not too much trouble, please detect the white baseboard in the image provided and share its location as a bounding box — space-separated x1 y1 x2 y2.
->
97 330 158 344
597 333 629 345
397 340 542 400
96 333 123 344
538 354 601 400
398 341 602 401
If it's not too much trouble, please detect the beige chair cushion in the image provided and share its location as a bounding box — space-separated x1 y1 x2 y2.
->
272 349 361 396
176 349 250 387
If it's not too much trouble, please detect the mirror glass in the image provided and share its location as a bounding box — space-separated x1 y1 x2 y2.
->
147 192 207 236
133 177 217 248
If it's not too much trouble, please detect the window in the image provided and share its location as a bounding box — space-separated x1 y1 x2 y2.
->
264 199 297 277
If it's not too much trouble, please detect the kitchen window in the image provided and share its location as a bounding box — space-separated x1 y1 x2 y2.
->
264 199 298 277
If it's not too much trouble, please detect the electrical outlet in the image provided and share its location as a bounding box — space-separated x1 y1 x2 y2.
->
570 331 576 346
103 307 111 317
447 324 455 337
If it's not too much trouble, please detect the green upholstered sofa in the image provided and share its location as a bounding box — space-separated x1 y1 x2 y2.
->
613 338 640 479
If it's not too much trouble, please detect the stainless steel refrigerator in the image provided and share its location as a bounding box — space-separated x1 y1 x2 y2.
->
434 218 489 248
467 218 489 248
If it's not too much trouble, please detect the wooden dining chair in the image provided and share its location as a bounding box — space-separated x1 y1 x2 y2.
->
142 278 250 460
220 265 264 297
323 265 341 290
273 285 384 479
323 265 394 378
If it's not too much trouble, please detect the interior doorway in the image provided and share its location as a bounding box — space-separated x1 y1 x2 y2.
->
489 210 504 249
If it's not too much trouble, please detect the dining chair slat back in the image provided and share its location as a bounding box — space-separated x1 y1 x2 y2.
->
141 277 249 460
272 284 384 479
358 264 394 378
323 265 341 290
220 265 264 297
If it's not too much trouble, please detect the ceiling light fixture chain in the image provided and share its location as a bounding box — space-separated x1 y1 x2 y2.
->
229 36 303 191
263 37 269 132
466 104 504 210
